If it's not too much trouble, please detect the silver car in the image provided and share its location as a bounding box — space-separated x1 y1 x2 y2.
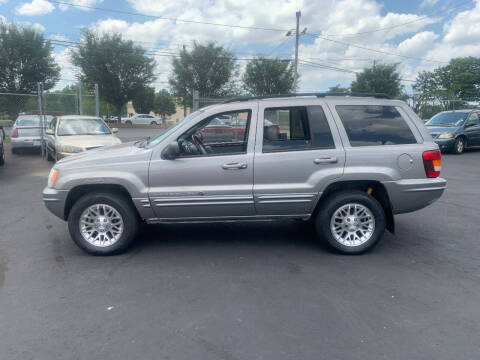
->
43 93 446 255
11 114 53 153
45 115 121 161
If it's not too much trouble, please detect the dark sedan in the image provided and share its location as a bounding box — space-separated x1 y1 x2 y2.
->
426 110 480 154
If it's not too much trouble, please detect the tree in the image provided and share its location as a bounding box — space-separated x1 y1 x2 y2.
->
71 31 156 122
350 64 403 98
413 57 480 117
154 89 176 119
328 84 349 93
169 42 235 113
132 86 155 114
242 57 294 95
0 23 60 118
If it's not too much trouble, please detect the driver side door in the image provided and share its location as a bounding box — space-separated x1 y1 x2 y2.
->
148 105 257 220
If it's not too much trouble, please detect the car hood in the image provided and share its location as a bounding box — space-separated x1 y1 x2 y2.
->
57 135 121 149
56 141 152 168
426 126 461 134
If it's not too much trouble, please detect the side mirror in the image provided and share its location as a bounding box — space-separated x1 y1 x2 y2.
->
0 126 5 140
161 141 180 160
465 122 475 128
111 127 119 134
45 129 54 135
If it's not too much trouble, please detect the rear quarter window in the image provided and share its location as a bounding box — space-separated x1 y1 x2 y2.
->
336 105 417 146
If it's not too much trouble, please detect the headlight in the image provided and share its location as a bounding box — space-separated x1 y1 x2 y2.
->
60 145 83 153
48 168 59 188
438 133 454 139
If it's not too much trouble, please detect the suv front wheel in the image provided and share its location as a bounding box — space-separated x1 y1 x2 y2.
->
68 192 139 255
315 191 386 254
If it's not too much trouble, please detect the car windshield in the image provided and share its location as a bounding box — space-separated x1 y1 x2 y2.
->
57 118 111 136
426 112 467 127
146 110 203 148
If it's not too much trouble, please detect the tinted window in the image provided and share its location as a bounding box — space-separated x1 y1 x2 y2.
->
336 105 416 146
177 110 251 157
263 106 334 152
467 112 479 125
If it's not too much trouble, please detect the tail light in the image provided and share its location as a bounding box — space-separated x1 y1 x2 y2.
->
11 128 18 138
422 150 442 178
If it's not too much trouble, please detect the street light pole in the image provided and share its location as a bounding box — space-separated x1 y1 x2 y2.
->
293 11 301 93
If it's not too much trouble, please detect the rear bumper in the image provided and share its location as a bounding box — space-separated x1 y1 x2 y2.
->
11 137 42 149
383 178 447 214
43 187 69 220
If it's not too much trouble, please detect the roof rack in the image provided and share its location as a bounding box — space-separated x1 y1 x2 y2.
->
224 92 391 103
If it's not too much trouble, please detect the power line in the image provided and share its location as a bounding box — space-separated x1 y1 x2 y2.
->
318 0 474 37
50 0 290 33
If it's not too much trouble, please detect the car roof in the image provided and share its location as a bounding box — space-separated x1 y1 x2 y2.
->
439 109 476 113
57 115 102 120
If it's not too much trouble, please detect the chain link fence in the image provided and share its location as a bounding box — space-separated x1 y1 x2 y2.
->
0 92 39 126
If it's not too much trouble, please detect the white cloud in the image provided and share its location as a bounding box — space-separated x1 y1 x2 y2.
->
20 21 46 32
397 31 439 57
59 0 103 11
16 0 54 16
420 0 440 8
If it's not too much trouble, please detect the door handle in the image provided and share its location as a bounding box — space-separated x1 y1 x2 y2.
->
222 162 247 170
314 157 338 165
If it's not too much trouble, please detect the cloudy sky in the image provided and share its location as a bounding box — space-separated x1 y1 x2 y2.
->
1 0 480 93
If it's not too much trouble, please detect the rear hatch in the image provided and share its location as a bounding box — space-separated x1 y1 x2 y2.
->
14 116 49 138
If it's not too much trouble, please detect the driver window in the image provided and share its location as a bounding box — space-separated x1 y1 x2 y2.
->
467 112 479 125
177 110 251 157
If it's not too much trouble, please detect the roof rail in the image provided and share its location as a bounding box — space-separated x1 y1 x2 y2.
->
224 92 391 103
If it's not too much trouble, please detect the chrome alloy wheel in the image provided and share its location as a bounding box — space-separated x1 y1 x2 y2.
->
330 203 375 247
79 204 124 247
456 138 464 153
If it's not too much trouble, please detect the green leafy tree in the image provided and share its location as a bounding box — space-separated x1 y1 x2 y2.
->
132 86 155 114
71 31 156 122
242 57 294 95
154 89 176 119
350 64 403 98
328 84 349 93
169 42 235 113
0 23 60 118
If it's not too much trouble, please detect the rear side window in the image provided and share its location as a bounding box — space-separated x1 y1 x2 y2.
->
263 106 334 152
336 105 417 146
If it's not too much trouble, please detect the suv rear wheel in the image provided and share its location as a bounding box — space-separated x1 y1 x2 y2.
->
315 190 386 254
68 192 139 255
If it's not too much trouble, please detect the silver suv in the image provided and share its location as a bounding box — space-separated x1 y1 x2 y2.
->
43 93 446 255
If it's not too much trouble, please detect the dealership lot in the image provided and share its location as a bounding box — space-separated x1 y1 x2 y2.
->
0 139 479 359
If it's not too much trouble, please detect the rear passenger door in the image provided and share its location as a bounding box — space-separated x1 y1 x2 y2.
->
464 112 480 146
253 100 345 216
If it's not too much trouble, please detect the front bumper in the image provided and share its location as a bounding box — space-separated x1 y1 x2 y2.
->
11 137 43 149
382 178 447 214
43 187 69 220
433 138 456 151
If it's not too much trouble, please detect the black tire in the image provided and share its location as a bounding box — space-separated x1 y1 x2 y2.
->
125 120 132 125
452 137 464 154
0 147 4 166
150 121 157 125
47 149 54 162
315 190 386 254
11 147 18 154
68 192 139 255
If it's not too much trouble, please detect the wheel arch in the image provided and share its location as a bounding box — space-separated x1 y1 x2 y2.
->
314 180 395 233
64 184 139 220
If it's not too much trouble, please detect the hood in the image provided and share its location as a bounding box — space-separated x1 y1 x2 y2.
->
56 141 151 168
426 126 461 134
57 134 121 150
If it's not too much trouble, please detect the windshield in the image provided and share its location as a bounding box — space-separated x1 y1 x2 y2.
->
16 116 52 127
146 110 203 148
57 118 111 136
426 112 467 127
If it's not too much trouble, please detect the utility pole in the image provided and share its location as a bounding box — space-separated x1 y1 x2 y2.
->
94 83 100 117
293 11 301 93
78 81 83 115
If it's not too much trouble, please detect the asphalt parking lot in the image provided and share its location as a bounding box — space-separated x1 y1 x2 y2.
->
1 134 479 360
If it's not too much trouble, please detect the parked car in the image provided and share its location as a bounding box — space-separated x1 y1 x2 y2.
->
45 115 121 161
0 126 5 166
10 115 53 153
43 93 446 256
122 114 163 125
425 109 480 154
